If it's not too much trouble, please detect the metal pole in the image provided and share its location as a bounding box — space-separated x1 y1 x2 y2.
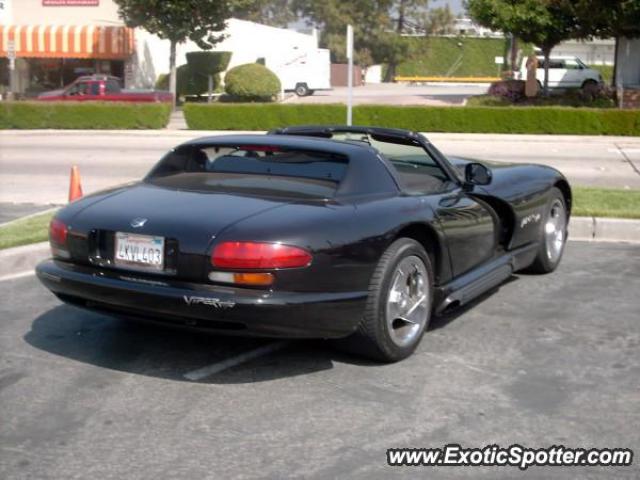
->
7 39 16 100
346 25 353 126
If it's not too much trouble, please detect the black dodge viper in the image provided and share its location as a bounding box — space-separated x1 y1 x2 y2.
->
36 126 571 362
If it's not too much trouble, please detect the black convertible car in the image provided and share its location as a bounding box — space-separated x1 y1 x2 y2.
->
36 126 571 362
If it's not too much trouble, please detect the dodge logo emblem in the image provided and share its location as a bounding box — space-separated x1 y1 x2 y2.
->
130 217 148 228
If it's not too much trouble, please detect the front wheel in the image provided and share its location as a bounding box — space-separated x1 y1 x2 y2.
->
581 79 599 99
344 238 434 362
528 187 568 273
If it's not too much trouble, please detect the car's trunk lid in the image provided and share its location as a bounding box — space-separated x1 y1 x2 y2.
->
68 183 289 281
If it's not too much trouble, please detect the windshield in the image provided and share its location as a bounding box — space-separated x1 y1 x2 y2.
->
145 144 349 199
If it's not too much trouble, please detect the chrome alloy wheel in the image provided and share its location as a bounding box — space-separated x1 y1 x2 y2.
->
385 255 430 347
545 199 566 263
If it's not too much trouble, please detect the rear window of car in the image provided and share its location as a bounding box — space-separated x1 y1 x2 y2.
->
145 144 349 199
314 131 452 194
539 58 565 69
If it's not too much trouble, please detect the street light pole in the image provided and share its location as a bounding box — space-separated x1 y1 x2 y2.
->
346 24 353 126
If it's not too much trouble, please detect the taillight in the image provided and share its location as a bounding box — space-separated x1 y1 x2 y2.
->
212 242 312 269
49 218 67 246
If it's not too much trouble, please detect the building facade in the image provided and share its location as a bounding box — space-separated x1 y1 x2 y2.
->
0 0 322 95
0 0 134 94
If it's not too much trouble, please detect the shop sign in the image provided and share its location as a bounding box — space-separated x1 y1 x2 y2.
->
43 0 99 6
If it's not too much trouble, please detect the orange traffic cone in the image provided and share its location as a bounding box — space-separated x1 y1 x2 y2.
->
68 165 83 202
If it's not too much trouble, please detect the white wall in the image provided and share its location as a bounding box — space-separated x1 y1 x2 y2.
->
552 39 616 66
128 18 320 89
0 0 12 24
365 65 382 84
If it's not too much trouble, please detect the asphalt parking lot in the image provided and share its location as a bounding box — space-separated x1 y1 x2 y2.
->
1 241 639 479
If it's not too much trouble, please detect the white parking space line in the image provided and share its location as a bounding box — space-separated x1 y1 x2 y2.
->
0 270 35 282
183 341 289 381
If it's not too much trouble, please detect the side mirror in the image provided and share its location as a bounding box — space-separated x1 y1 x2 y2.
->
464 162 492 187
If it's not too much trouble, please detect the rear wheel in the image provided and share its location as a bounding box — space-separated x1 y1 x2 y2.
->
343 238 433 362
294 83 310 96
528 187 568 273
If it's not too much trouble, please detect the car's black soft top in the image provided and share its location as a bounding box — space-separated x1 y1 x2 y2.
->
181 134 401 198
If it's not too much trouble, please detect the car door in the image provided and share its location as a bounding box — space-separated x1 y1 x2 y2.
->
562 58 584 87
426 186 497 277
85 81 101 100
371 136 498 278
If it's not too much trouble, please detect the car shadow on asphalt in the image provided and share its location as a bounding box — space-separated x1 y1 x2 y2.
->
24 277 517 384
23 304 378 384
428 275 519 331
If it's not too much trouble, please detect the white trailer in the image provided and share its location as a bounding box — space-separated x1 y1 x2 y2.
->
265 48 331 96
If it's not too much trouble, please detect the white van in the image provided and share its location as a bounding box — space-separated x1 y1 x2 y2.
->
265 49 332 96
517 56 602 90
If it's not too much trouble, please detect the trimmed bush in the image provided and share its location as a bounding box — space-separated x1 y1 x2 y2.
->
0 101 171 129
183 103 640 136
224 64 281 102
186 51 232 76
156 64 215 97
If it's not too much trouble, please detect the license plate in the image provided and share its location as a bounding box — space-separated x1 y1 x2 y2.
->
114 232 164 272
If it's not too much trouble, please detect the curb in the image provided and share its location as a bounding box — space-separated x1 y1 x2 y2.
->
0 217 637 281
570 216 640 243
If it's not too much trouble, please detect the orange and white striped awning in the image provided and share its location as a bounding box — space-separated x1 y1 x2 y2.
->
0 25 134 60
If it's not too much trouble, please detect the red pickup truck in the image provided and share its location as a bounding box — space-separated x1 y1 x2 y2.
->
37 75 173 103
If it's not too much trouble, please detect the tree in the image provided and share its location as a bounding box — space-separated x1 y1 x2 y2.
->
385 0 429 81
300 0 430 81
114 0 231 106
231 0 299 27
467 0 578 95
299 0 393 74
422 5 456 36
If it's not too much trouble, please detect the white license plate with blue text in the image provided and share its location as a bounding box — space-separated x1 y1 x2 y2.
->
114 232 164 271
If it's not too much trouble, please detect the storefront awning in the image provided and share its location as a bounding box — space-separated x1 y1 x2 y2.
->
0 25 134 60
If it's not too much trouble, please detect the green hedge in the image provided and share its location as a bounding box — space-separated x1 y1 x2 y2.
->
0 102 172 129
183 104 640 136
185 103 345 130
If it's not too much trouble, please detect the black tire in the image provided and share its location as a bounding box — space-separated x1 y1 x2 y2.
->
527 187 568 274
581 79 599 99
340 238 434 362
294 83 310 96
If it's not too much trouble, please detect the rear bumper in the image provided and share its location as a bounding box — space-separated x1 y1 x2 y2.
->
36 259 367 339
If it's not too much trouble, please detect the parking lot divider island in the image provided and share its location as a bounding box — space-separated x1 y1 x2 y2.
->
183 103 640 136
0 102 172 129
